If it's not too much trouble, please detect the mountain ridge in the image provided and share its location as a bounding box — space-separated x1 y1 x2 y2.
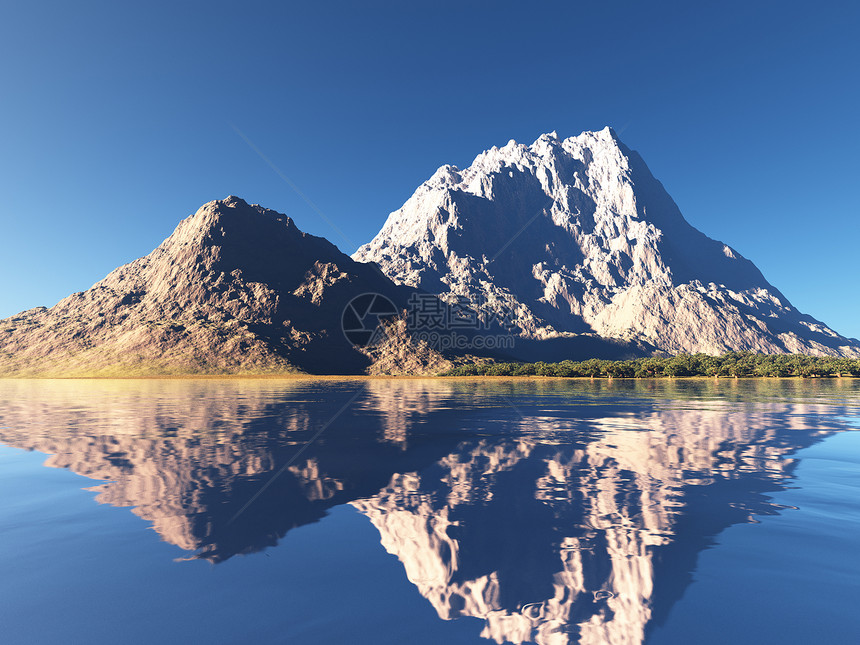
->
2 127 857 377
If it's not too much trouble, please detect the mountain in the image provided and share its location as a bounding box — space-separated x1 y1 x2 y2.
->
4 131 857 377
355 127 860 357
0 196 448 376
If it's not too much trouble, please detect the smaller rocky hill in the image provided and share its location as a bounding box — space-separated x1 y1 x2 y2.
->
0 197 444 376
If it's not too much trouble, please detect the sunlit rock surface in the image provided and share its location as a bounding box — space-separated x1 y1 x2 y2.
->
355 128 860 356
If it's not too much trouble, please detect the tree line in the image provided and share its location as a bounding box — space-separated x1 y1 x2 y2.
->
442 352 860 378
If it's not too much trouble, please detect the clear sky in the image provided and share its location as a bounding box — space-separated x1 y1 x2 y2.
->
1 0 858 338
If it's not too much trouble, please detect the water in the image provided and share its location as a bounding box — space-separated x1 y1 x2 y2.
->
0 378 858 644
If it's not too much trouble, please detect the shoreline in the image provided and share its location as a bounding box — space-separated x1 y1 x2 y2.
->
1 374 858 381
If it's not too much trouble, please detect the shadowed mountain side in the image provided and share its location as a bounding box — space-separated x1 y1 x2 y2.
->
0 379 856 643
618 145 782 296
0 197 445 376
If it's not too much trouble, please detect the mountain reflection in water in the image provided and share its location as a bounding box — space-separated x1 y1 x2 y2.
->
0 378 857 645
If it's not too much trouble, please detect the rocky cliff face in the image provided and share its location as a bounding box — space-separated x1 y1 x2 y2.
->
355 128 860 357
0 196 444 375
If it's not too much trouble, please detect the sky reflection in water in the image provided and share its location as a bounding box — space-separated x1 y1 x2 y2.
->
0 378 858 644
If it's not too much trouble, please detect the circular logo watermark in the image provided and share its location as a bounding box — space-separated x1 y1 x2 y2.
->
341 292 398 347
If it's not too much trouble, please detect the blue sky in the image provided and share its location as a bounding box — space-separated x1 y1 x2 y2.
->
1 0 858 338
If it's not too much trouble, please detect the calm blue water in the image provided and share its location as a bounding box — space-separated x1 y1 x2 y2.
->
0 378 858 644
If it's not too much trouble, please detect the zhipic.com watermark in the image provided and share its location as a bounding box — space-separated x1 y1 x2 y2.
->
410 330 514 350
341 292 516 351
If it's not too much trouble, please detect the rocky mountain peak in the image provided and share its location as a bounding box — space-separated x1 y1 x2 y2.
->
355 128 860 357
165 196 298 257
0 197 443 376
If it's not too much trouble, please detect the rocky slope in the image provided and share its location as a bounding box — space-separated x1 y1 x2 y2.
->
0 196 445 376
355 128 860 357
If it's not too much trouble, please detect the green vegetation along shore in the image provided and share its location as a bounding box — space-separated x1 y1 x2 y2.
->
442 352 860 378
